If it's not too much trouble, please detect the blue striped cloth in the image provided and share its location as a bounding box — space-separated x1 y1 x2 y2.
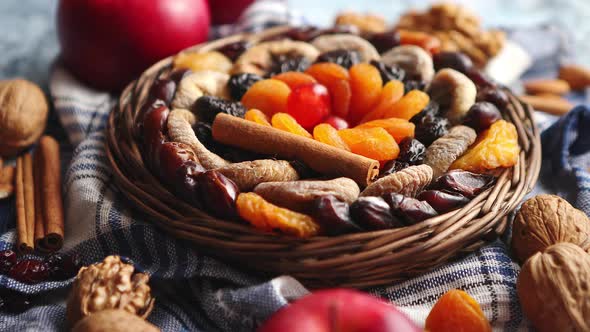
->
0 1 588 331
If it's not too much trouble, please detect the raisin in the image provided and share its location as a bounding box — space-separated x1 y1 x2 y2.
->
9 259 49 284
382 193 438 225
194 96 247 123
379 160 410 178
316 50 361 69
268 54 311 76
0 250 16 274
350 197 403 230
463 102 502 132
216 40 251 61
476 87 509 111
412 113 449 146
417 190 470 213
369 60 406 84
312 196 361 235
432 170 495 198
433 51 474 74
397 137 425 165
403 80 427 93
366 30 401 53
228 73 263 101
197 170 239 219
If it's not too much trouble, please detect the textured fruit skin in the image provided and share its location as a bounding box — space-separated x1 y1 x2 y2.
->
463 102 502 132
383 193 438 224
313 124 350 150
173 51 232 74
425 289 491 332
273 72 317 90
379 160 410 178
194 96 247 123
348 63 383 125
360 80 405 123
272 113 313 138
241 79 291 116
350 197 402 230
316 50 361 69
196 171 240 219
58 0 210 91
286 83 331 128
237 192 319 238
367 30 401 54
370 60 406 85
306 63 351 119
383 90 430 120
228 73 262 101
268 55 312 76
433 51 474 74
338 128 399 161
451 120 520 172
417 190 469 213
476 87 509 111
244 109 271 126
356 117 415 144
312 196 361 235
432 170 495 198
396 137 425 164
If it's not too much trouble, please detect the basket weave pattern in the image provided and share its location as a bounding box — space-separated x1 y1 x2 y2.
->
105 27 541 289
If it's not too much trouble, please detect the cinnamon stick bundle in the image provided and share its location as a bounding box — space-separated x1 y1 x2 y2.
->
212 114 380 186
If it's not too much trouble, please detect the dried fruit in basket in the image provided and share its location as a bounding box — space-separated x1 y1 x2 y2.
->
241 79 291 116
425 289 491 332
273 71 317 89
417 190 470 213
311 195 361 235
359 80 405 123
432 170 495 198
271 113 313 138
338 127 398 161
398 30 441 55
379 160 410 178
424 125 477 180
350 196 404 230
236 192 320 238
348 63 383 125
217 160 300 191
194 96 247 123
286 83 331 128
173 51 233 74
356 117 415 144
369 60 406 84
228 73 262 101
382 192 438 225
382 90 430 120
361 164 433 197
433 51 474 74
427 68 476 125
315 50 361 69
462 102 502 133
305 62 351 119
244 109 271 126
451 120 520 172
476 87 509 111
412 112 450 147
397 137 426 165
313 123 350 150
196 170 239 219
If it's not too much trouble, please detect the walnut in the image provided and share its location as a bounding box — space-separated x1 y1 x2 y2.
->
0 79 48 157
511 195 590 263
67 256 155 326
517 243 590 332
72 309 160 332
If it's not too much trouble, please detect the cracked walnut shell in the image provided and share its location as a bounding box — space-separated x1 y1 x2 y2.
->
67 255 155 326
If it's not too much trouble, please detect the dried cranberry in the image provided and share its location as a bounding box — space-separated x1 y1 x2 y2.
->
312 196 361 235
216 40 251 61
169 69 192 85
397 138 426 165
433 52 474 74
316 50 361 69
432 170 495 198
0 250 16 274
463 102 502 132
9 259 48 284
228 73 263 101
194 96 247 123
45 253 82 281
476 87 509 110
382 193 438 225
366 30 401 53
417 190 470 213
379 160 410 178
370 60 406 84
350 197 403 230
148 78 176 105
196 171 239 219
403 79 427 93
268 54 311 76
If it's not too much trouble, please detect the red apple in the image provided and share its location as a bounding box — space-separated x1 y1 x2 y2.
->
209 0 255 25
258 289 421 332
57 0 210 91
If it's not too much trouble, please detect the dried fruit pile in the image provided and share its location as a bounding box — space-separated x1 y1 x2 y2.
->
134 19 521 238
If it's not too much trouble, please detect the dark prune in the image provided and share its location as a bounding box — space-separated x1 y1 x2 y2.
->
403 79 427 93
148 78 176 105
463 102 502 132
45 253 82 281
379 160 410 178
268 54 311 76
316 50 361 69
432 170 495 198
397 138 426 165
382 193 438 225
433 52 474 74
0 250 16 274
417 190 470 213
169 69 192 84
194 122 219 152
228 73 263 101
350 197 403 230
476 87 509 110
370 60 406 84
466 68 496 89
412 113 449 146
197 170 239 219
216 40 251 61
366 30 401 53
312 196 361 235
194 96 247 123
9 259 48 284
289 160 320 179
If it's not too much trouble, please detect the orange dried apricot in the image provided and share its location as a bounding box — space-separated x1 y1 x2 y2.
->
450 120 520 172
273 72 317 89
305 63 351 119
425 289 492 332
399 30 441 55
271 113 313 138
348 63 383 125
244 109 271 126
382 90 430 120
313 124 350 151
241 79 291 116
338 127 399 161
236 192 320 238
173 51 233 74
356 118 415 143
359 80 405 123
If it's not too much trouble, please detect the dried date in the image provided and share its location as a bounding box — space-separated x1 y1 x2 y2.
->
432 170 495 198
350 197 403 230
312 195 361 235
196 170 240 219
382 193 438 225
417 190 469 213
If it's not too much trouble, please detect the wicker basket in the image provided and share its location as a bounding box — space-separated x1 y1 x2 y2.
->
105 26 541 289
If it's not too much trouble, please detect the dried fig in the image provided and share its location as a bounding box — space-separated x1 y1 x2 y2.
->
171 70 230 110
311 34 380 62
380 45 434 82
427 68 476 125
216 159 299 191
423 125 476 180
361 164 433 198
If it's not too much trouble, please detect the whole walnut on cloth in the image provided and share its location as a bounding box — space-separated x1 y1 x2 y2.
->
517 243 590 332
511 194 590 263
0 79 48 156
72 309 160 332
67 255 155 326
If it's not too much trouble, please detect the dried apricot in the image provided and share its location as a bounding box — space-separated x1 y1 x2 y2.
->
348 63 383 125
173 51 233 74
338 127 399 161
356 118 415 143
383 90 430 120
425 289 491 332
305 63 351 119
273 72 317 89
241 79 291 116
244 109 271 126
305 62 349 82
450 120 519 172
271 113 313 138
399 30 441 55
236 192 320 238
313 124 350 150
359 80 405 123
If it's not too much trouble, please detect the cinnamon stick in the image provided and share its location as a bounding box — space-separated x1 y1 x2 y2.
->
0 165 15 200
212 114 380 186
39 136 64 251
15 156 33 253
33 151 47 251
23 153 36 250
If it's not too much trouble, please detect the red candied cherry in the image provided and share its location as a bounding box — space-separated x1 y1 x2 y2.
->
323 115 349 130
286 83 331 129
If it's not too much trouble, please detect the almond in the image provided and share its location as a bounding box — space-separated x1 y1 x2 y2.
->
559 64 590 91
523 79 570 96
519 94 573 116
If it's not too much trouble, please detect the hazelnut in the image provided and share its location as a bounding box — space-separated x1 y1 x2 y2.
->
72 309 160 332
511 195 590 263
0 79 48 157
517 243 590 332
67 255 155 326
